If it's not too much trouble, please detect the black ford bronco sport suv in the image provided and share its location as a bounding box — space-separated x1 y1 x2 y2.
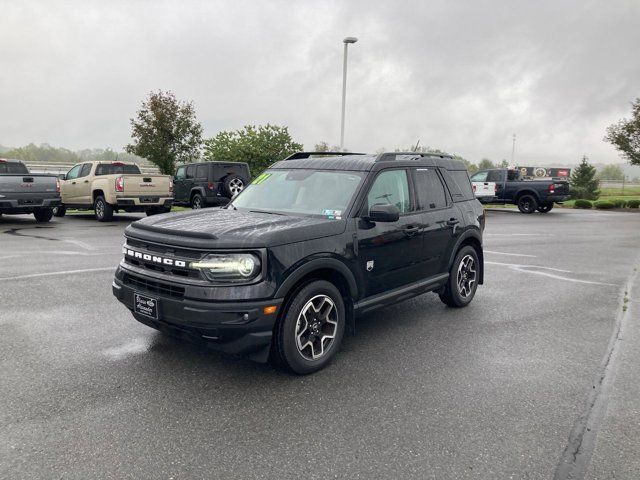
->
113 152 485 374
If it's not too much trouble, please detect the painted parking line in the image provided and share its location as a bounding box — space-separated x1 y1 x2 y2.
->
486 261 617 286
485 250 537 258
0 267 116 281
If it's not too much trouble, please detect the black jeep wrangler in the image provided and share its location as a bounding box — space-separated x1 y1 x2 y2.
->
173 161 250 209
113 152 485 374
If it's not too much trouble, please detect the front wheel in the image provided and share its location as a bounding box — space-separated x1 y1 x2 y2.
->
272 280 345 375
94 196 114 222
439 246 480 308
537 202 553 213
517 195 538 214
33 208 54 223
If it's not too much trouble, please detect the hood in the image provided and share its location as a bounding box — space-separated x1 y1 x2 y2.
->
125 208 346 249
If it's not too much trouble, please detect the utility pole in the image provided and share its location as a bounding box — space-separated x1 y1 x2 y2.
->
340 37 358 151
511 133 516 165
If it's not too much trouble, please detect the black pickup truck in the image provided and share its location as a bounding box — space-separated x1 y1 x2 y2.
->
470 168 570 213
0 158 61 222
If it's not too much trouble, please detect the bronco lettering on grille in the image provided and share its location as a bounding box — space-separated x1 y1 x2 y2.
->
123 247 187 268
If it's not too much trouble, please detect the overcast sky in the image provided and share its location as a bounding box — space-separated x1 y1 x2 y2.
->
1 0 639 165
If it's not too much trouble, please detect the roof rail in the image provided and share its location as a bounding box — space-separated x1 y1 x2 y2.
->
375 151 453 162
284 151 366 160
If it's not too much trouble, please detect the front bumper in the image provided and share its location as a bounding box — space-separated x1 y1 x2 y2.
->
112 269 283 362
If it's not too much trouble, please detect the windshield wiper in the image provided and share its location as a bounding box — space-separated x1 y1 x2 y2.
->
248 209 285 216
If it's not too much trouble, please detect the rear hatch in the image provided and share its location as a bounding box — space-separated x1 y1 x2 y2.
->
119 175 172 196
550 180 570 196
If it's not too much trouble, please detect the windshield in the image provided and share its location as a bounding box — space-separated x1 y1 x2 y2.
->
231 169 365 218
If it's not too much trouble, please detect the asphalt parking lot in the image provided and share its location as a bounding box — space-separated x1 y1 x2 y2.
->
1 209 639 479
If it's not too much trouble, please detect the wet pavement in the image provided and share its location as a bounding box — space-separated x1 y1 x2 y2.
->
1 209 639 479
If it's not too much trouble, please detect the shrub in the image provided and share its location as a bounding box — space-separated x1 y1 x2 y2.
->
594 200 615 209
573 199 592 209
612 199 627 208
627 199 640 208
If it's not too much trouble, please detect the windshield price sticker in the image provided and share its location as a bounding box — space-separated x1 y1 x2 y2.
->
322 209 342 219
252 173 272 185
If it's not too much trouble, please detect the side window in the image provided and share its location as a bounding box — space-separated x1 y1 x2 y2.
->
441 169 475 202
414 168 448 210
78 163 92 178
66 164 82 180
175 166 186 179
185 165 195 179
366 169 411 214
487 170 504 182
470 171 488 182
196 165 207 179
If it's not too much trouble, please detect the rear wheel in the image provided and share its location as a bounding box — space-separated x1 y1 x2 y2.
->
53 205 66 217
439 246 480 308
145 207 158 216
273 280 345 375
537 202 553 213
33 208 54 223
517 195 538 214
191 193 203 209
94 196 114 222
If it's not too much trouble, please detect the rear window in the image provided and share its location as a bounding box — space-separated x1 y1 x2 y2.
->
212 164 249 181
0 161 29 174
440 169 475 202
95 164 141 176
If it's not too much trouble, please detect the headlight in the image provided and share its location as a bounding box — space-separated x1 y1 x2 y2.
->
190 253 261 282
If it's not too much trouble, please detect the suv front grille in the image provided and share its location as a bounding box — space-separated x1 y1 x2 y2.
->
124 238 202 279
122 273 185 299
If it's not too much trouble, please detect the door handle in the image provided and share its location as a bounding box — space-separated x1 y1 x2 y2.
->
446 218 460 226
84 180 89 183
71 181 76 185
402 225 420 237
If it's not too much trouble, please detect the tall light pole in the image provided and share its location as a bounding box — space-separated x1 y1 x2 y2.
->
511 133 516 165
340 36 358 151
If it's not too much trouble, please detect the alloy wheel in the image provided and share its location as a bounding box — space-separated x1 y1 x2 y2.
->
456 254 477 298
295 295 338 361
229 178 244 196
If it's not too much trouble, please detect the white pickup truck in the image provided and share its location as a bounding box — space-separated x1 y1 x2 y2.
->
56 161 173 221
470 170 497 202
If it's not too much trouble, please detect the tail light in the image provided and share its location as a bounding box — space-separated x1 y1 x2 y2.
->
207 182 214 190
549 184 555 194
494 184 498 193
56 178 60 193
169 179 173 193
472 184 477 192
112 162 124 166
115 176 125 192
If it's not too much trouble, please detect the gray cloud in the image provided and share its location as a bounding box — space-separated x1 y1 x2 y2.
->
1 0 638 164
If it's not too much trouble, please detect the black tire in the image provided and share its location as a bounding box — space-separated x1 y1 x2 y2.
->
537 202 553 213
222 175 247 198
145 207 158 216
94 195 114 222
33 208 54 223
439 245 480 308
191 193 204 209
272 280 346 375
53 205 66 217
517 194 538 214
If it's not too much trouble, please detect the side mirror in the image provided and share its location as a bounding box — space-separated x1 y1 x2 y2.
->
367 203 400 222
58 174 66 181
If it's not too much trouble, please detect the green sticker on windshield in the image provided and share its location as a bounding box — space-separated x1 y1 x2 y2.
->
252 173 272 185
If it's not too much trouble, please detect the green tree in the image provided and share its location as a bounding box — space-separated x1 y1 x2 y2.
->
597 164 625 181
477 158 495 170
571 156 600 200
125 90 203 175
499 159 509 168
314 141 342 152
605 98 640 165
203 124 303 174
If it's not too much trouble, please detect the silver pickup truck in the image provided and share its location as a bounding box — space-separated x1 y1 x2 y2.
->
0 158 61 222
